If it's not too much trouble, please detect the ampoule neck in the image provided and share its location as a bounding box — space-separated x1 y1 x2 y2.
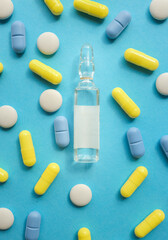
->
79 44 95 80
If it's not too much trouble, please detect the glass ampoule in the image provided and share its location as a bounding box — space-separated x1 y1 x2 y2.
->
74 44 100 163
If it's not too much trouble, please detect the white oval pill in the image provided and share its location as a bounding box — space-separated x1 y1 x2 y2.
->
70 184 92 207
150 0 168 20
0 0 14 20
40 89 62 113
0 105 18 128
37 32 59 55
0 208 14 230
156 73 168 96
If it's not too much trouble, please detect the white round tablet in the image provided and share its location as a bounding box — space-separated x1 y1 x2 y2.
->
0 208 14 230
40 89 62 113
150 0 168 20
0 0 14 20
0 105 18 128
37 32 59 55
156 73 168 96
70 184 92 207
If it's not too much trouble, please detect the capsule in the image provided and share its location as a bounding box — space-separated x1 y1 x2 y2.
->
19 130 36 167
34 163 60 195
124 48 159 71
25 211 41 240
74 0 108 19
44 0 63 16
0 63 3 73
0 168 8 183
120 166 148 198
160 135 168 158
127 127 145 158
78 228 91 240
29 59 62 85
106 11 131 39
134 209 165 238
54 116 70 148
112 87 140 118
11 21 26 54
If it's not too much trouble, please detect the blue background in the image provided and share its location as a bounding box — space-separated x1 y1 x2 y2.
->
0 0 168 239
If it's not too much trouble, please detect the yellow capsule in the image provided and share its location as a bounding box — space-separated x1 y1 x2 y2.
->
34 163 60 195
74 0 108 19
0 168 8 183
0 63 3 73
124 48 159 71
120 166 148 198
78 228 91 240
44 0 63 16
19 130 36 167
135 209 165 238
112 87 140 118
29 59 62 85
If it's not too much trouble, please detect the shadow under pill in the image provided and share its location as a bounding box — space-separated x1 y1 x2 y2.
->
146 8 166 25
124 61 154 76
35 0 62 21
102 31 116 45
108 94 135 124
152 81 168 99
72 7 105 24
122 133 136 161
156 140 168 167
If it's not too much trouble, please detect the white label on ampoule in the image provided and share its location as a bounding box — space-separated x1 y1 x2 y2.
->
74 105 100 149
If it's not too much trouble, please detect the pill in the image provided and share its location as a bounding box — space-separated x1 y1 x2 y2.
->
127 127 145 158
78 228 91 240
106 11 131 39
70 184 92 207
11 21 26 54
160 135 168 158
0 208 14 230
34 163 60 195
120 166 148 198
44 0 63 15
74 0 108 19
156 73 168 96
150 0 168 20
54 116 70 148
29 60 62 85
0 63 3 73
112 87 140 118
124 48 159 71
40 89 62 113
19 130 36 167
0 0 14 20
134 209 165 238
0 168 8 183
0 105 18 129
37 32 59 55
25 211 41 240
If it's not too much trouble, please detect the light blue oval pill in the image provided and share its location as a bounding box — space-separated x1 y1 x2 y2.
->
54 116 70 148
127 127 145 158
106 11 131 39
25 211 41 240
11 21 26 54
160 135 168 158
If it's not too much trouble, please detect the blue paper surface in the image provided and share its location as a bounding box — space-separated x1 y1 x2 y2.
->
0 0 168 239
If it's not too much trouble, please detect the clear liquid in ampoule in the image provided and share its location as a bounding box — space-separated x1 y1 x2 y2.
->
74 44 100 163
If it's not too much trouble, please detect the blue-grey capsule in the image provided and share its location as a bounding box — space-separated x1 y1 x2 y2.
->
127 127 145 158
160 135 168 158
106 11 131 39
25 211 41 240
11 21 26 54
54 116 70 148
